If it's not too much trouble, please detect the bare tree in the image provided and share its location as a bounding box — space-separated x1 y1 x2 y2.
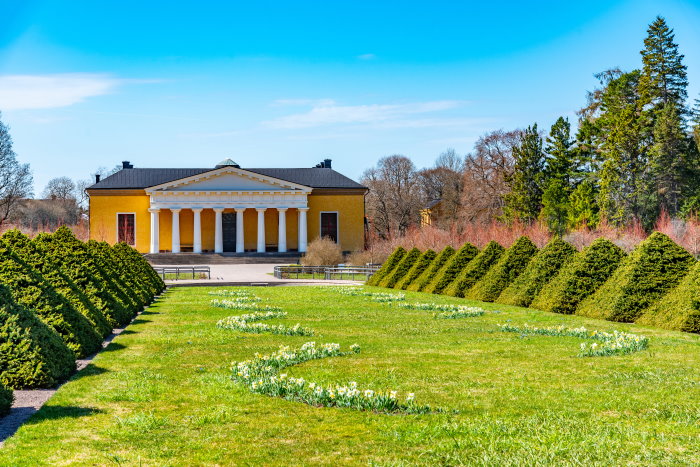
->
43 176 77 200
0 113 33 226
362 155 422 238
416 148 464 227
460 129 522 223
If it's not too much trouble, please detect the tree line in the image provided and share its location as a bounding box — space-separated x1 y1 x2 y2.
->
362 16 700 238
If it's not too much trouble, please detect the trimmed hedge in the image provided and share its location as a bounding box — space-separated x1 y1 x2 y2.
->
367 247 406 286
497 238 577 307
467 236 538 302
49 228 134 326
378 248 422 288
0 284 75 388
395 249 437 290
443 241 505 297
577 232 695 323
0 383 12 416
423 243 479 295
2 230 112 338
112 242 165 295
406 246 456 292
636 261 700 333
86 240 143 313
0 241 102 358
531 238 626 314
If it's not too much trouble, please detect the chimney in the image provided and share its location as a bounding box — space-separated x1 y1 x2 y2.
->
122 161 133 169
323 158 332 169
95 174 101 183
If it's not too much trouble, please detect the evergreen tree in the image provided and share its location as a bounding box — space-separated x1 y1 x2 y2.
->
544 117 577 187
540 179 569 235
503 124 545 222
567 180 598 228
639 16 688 108
650 103 688 214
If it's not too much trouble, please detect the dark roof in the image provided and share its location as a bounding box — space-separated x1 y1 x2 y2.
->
87 167 366 190
424 199 442 210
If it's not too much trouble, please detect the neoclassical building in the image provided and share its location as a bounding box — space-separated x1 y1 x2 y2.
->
87 159 368 254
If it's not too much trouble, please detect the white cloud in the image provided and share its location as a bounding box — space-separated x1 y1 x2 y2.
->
0 73 121 111
263 100 467 129
357 53 376 60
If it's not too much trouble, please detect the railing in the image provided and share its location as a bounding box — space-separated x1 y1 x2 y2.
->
153 266 211 281
273 265 380 281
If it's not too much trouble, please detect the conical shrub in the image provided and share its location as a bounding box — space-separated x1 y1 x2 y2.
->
467 236 538 302
637 261 700 333
423 243 479 295
2 231 112 338
86 240 144 312
406 246 455 292
0 383 12 416
531 238 626 314
367 247 406 286
396 249 437 290
0 242 102 358
0 284 75 388
497 238 577 307
577 232 695 323
378 248 422 288
443 241 505 297
112 242 165 294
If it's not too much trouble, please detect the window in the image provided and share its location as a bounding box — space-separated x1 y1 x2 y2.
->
320 212 338 243
117 213 135 245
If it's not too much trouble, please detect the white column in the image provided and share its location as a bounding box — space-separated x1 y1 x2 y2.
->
298 207 308 253
149 208 160 254
192 208 203 253
256 208 266 253
235 208 245 253
171 208 181 253
214 208 224 254
277 208 287 253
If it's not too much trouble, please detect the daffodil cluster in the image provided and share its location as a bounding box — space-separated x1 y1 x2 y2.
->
208 289 257 298
217 311 314 336
498 323 649 357
324 286 405 302
395 302 486 318
433 308 485 319
231 342 431 414
210 298 281 312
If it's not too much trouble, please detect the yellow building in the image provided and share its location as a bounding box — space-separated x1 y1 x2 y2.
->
87 159 368 254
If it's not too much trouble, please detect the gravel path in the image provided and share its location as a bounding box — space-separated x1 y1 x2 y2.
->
0 316 134 446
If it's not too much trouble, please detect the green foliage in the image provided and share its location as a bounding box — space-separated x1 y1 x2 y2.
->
443 241 505 297
637 261 700 333
112 242 165 294
0 382 12 416
540 179 570 236
0 284 75 388
86 240 143 314
406 246 455 292
395 249 436 290
567 180 598 228
531 238 626 315
467 236 538 302
378 248 421 289
577 232 695 322
366 247 406 286
0 241 101 358
423 243 479 295
2 230 112 338
497 238 577 307
503 125 545 223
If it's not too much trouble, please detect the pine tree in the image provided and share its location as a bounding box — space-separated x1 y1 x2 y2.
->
503 124 545 222
639 16 688 108
567 180 597 228
650 103 688 214
540 117 578 234
540 179 569 236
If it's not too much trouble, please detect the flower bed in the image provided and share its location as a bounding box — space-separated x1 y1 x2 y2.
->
498 323 649 356
217 311 314 336
210 298 281 312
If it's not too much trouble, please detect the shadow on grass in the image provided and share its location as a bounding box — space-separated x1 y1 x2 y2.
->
130 319 151 325
101 342 127 353
0 405 104 443
70 364 109 381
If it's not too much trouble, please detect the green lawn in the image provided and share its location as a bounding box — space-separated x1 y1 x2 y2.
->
1 285 699 465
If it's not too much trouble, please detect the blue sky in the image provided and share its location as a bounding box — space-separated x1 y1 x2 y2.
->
1 0 699 194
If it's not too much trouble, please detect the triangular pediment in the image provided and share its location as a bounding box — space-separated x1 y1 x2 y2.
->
145 167 312 193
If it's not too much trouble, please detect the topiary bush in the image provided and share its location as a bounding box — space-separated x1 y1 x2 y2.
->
497 238 577 307
0 284 75 388
86 240 144 313
577 232 695 323
443 241 505 297
531 238 626 315
378 248 422 288
423 243 479 295
467 236 538 302
395 249 437 290
636 261 700 333
0 242 102 358
112 242 165 295
367 247 406 286
406 246 456 292
0 382 12 416
2 230 112 338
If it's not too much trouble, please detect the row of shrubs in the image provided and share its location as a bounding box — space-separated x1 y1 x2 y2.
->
368 231 699 335
0 226 165 415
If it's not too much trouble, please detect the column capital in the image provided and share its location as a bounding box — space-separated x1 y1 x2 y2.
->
276 207 289 212
298 207 310 212
255 207 267 212
234 207 247 213
212 207 225 213
148 208 161 213
170 208 182 214
191 207 203 213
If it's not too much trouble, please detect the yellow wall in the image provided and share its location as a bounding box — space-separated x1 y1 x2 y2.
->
88 190 365 253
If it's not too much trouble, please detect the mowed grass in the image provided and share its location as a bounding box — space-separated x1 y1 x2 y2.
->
1 285 699 465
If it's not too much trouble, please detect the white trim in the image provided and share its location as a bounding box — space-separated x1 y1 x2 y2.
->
319 211 339 243
115 212 136 245
144 166 313 193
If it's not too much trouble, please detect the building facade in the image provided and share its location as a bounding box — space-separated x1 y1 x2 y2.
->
87 159 368 254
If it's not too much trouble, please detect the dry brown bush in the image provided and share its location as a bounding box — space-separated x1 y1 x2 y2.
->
301 236 344 266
